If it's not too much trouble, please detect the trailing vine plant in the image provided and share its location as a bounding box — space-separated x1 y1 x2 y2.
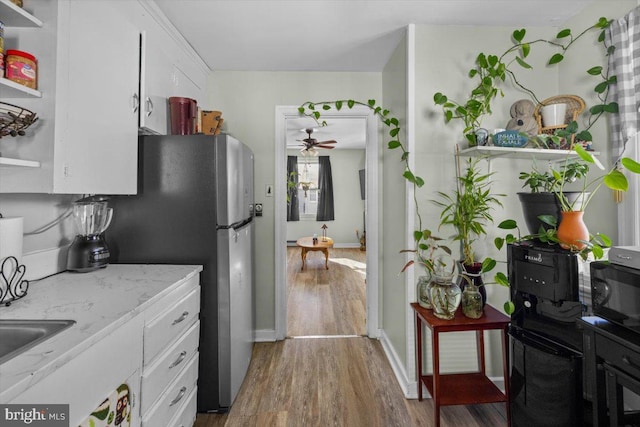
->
433 17 615 145
297 99 450 274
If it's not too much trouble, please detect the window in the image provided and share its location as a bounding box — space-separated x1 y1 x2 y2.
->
297 159 319 219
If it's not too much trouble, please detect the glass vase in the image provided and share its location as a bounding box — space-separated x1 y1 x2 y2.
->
430 279 461 320
461 283 483 319
416 273 433 309
459 262 486 308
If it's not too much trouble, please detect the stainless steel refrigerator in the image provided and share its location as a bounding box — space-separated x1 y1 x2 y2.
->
106 134 254 412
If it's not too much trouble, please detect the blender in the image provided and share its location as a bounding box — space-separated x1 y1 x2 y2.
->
66 196 113 272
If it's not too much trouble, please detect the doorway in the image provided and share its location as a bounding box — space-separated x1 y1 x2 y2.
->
274 106 379 340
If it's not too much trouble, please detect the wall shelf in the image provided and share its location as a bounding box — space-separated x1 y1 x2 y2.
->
0 0 43 27
0 77 42 98
0 156 41 168
458 145 599 161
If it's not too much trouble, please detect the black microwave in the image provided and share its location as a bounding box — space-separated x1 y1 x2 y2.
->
591 261 640 333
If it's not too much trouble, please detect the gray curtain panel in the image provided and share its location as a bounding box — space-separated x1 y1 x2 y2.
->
287 156 299 221
607 6 640 161
316 156 335 221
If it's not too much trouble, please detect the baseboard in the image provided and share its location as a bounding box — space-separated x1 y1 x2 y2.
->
379 329 423 399
333 243 361 249
255 329 277 342
22 245 69 281
286 241 361 249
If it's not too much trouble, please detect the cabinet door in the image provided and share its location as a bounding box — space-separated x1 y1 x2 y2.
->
53 0 139 194
139 30 171 135
10 315 143 426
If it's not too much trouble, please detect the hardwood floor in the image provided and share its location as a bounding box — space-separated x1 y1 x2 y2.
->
286 247 367 336
194 339 507 427
194 247 507 426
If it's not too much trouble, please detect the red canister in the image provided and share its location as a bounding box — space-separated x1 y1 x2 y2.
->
168 97 197 135
5 49 37 89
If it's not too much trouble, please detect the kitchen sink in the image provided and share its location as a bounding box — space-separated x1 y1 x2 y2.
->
0 319 76 365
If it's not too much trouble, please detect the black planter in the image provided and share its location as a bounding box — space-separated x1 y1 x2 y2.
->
517 192 585 236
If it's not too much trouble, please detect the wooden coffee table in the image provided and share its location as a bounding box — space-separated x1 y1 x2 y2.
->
296 236 334 270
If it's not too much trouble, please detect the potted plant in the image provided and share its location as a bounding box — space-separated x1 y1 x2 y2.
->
400 228 451 309
433 18 615 148
517 158 589 235
433 156 504 316
546 144 640 250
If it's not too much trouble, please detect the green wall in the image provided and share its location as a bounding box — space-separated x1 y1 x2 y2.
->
207 71 382 332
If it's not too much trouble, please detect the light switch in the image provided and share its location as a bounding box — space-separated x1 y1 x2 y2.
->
265 184 273 197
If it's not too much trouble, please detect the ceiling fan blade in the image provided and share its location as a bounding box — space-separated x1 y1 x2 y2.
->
316 144 335 149
317 140 337 144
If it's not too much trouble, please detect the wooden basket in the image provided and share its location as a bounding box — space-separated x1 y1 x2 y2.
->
534 95 585 140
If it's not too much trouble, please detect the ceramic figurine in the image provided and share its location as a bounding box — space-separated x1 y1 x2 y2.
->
506 99 538 137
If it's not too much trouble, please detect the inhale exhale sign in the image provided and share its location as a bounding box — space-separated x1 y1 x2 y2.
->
0 405 68 426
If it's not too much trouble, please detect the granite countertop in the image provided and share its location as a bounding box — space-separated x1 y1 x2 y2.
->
0 264 203 402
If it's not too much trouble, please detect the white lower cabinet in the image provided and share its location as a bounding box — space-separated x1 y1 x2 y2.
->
142 353 199 427
169 386 197 427
7 270 201 427
9 316 144 427
139 273 201 426
140 321 200 414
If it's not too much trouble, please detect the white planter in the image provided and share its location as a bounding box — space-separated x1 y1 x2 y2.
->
541 103 567 127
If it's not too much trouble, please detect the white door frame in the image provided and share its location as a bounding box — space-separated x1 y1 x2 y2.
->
274 105 380 340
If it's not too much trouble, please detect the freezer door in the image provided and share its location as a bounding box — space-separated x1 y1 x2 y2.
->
217 221 254 408
216 135 254 225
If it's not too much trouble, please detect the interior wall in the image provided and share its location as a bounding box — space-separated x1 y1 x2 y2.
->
381 31 409 364
207 71 382 333
285 149 365 245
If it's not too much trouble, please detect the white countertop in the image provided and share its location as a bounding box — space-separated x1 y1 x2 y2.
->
0 264 203 402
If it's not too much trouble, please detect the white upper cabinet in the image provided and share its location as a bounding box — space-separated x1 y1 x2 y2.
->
137 1 208 135
0 0 210 194
0 0 139 194
139 30 171 135
52 0 140 194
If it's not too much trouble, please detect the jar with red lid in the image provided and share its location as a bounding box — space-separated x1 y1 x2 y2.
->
5 49 37 89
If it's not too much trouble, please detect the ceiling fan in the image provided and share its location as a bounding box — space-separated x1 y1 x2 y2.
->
297 128 337 154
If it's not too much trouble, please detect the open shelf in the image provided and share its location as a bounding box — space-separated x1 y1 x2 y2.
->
0 77 42 98
421 372 506 406
0 0 43 27
458 145 599 161
0 156 41 168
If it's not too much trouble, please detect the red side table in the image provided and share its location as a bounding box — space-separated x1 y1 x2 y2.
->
411 303 511 427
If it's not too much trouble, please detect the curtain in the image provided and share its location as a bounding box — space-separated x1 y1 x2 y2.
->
608 7 640 245
287 156 299 221
316 156 335 221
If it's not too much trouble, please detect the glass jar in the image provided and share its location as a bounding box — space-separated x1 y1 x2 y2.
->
416 273 433 309
430 277 461 320
461 283 483 319
459 262 486 307
429 255 461 320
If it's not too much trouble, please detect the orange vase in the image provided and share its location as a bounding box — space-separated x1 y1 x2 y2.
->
557 211 589 250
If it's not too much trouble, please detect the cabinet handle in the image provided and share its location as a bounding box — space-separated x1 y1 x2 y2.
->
169 351 187 369
622 356 640 371
132 93 140 113
146 97 153 117
169 386 187 406
172 311 189 325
